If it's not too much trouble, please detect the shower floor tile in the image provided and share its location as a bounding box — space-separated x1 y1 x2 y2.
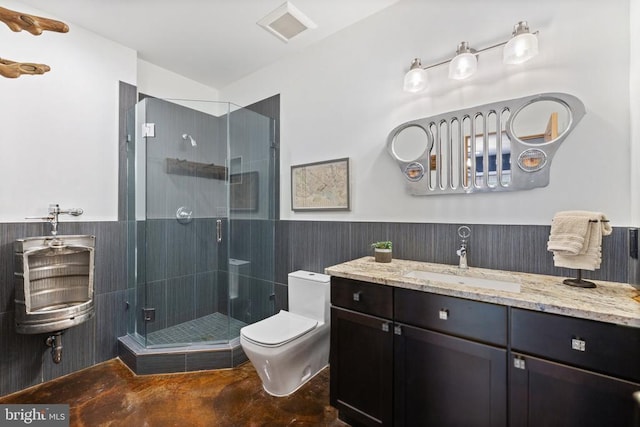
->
146 312 247 346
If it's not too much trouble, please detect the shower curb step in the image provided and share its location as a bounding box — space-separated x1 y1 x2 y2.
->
117 335 247 375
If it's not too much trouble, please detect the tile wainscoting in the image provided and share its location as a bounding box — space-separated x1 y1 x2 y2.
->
0 219 636 396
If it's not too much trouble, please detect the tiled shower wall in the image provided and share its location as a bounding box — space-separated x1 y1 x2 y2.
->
133 217 276 337
0 219 636 396
135 218 222 336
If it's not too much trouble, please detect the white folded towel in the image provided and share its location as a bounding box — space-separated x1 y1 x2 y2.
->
547 211 611 271
547 214 592 255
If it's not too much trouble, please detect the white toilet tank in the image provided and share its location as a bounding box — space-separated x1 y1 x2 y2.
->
288 271 330 323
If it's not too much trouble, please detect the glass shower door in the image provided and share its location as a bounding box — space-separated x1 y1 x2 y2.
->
128 97 275 348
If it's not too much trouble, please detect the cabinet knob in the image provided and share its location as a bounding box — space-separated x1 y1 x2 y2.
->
381 322 390 332
571 337 586 352
439 309 449 320
353 291 362 302
513 356 526 370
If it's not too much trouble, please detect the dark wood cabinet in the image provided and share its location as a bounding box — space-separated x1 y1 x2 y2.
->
510 308 640 427
510 352 640 427
330 277 394 426
394 323 507 427
394 288 507 427
330 277 640 427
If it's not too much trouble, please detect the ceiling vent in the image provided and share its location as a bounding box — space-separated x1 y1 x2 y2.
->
257 2 317 43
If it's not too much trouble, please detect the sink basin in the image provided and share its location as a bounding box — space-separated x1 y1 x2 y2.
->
404 270 521 293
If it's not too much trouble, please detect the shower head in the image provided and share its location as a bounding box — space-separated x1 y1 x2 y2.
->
182 133 197 147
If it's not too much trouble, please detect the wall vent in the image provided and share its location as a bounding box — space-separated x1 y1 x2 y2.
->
257 2 317 42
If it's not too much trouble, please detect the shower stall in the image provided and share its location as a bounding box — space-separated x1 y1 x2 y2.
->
124 97 276 353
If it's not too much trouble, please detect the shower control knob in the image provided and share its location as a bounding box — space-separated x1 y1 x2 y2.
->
176 206 193 224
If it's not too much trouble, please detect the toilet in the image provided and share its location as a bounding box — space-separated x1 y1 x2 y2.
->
240 270 331 397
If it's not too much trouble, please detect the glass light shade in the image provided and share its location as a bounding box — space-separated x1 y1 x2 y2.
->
403 67 428 93
503 32 539 64
448 52 478 80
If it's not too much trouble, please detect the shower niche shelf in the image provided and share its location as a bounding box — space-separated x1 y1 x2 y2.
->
166 158 227 180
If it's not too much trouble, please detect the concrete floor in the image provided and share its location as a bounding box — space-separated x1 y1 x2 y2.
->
0 358 348 426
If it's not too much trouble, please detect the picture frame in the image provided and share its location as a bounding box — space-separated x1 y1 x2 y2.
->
291 157 350 211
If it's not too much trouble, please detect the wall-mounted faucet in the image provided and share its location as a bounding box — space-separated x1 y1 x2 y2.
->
456 225 471 269
26 203 84 235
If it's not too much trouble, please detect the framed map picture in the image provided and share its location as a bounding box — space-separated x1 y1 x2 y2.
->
291 157 350 211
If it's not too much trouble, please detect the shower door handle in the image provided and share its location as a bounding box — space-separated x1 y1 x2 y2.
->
216 219 222 243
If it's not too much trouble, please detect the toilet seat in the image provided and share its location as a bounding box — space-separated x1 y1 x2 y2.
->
241 310 318 348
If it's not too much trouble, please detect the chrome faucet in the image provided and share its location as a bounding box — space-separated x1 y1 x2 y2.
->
456 225 471 269
457 242 468 269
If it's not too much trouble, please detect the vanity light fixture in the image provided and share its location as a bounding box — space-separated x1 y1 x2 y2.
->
403 21 539 92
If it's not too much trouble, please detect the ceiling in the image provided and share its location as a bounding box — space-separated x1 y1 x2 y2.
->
17 0 399 89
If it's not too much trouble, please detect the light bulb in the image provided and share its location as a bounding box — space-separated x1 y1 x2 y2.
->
503 22 539 64
449 52 477 80
403 58 428 92
449 42 477 80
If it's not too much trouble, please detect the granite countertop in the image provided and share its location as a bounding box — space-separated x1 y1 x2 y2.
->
325 257 640 328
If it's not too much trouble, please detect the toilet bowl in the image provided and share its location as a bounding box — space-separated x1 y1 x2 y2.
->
240 270 330 397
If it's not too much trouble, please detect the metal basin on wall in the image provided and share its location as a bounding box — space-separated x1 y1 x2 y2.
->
14 235 95 334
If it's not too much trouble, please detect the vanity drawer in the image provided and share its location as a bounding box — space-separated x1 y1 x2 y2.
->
511 308 640 382
395 288 507 346
331 276 393 319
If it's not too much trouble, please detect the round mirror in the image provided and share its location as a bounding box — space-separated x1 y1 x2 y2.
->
510 99 571 145
391 125 431 162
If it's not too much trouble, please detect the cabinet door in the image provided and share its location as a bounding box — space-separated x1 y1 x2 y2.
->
510 352 640 427
330 307 393 427
394 323 507 427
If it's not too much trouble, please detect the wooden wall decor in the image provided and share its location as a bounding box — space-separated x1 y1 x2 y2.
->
0 58 50 78
166 158 228 180
0 6 69 78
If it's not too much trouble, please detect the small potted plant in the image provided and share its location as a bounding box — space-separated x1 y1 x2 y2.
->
371 241 392 263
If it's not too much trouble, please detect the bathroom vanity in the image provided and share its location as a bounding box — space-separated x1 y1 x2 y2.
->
326 258 640 427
